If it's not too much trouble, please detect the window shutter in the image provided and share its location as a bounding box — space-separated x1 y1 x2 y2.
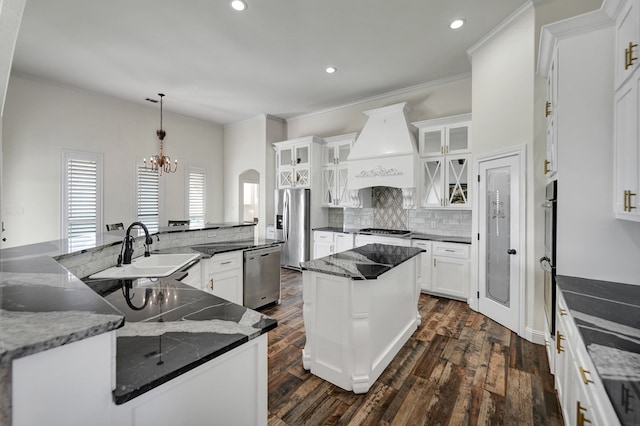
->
137 165 160 233
62 151 102 239
188 168 206 227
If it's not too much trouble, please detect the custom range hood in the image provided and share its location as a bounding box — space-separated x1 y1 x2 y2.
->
347 102 419 208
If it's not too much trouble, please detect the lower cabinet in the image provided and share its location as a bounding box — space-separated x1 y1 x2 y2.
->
354 234 412 247
181 260 201 288
202 251 243 305
411 240 432 292
430 242 470 300
555 291 621 426
313 230 355 259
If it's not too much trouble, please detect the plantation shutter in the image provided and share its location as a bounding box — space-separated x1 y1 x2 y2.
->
137 165 160 233
188 168 205 227
62 151 103 239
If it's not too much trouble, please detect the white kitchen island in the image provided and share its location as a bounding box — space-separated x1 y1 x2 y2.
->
300 243 423 393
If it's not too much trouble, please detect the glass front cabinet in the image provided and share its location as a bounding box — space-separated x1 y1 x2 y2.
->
274 137 322 189
321 133 357 207
413 114 472 209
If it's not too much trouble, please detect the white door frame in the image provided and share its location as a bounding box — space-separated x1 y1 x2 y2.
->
471 145 527 337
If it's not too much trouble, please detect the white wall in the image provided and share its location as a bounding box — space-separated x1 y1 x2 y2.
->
2 75 224 247
223 114 285 237
469 6 539 332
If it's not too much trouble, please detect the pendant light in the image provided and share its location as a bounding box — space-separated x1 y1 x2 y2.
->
144 93 177 175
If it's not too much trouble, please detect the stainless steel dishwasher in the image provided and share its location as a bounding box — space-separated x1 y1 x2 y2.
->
243 245 281 309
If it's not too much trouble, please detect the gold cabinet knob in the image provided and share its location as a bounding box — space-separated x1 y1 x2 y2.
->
209 278 214 290
545 101 551 117
544 159 550 174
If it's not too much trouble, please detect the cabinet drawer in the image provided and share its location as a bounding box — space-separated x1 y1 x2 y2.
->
209 251 242 272
432 242 469 259
412 240 432 252
313 231 334 242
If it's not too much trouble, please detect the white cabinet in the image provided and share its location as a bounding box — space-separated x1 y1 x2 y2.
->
181 259 201 288
274 136 323 189
354 234 412 247
414 114 472 156
411 240 432 292
544 48 558 179
202 251 243 304
334 232 354 253
430 242 470 300
614 0 640 89
613 0 640 221
313 230 355 259
313 231 334 259
321 133 355 207
554 291 621 426
420 154 471 209
413 115 472 209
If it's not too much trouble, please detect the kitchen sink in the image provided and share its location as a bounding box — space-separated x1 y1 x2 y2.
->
89 253 200 279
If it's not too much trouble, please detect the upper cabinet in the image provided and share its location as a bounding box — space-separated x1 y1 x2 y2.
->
274 136 324 189
615 0 640 89
413 114 472 209
416 115 472 157
321 133 356 207
613 0 640 221
545 49 558 179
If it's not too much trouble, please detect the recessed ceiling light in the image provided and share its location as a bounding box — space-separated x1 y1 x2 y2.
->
326 66 337 74
450 19 465 30
231 0 247 11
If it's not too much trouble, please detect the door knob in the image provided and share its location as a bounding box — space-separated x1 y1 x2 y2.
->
507 249 517 255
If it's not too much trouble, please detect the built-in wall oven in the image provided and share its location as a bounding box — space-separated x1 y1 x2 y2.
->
540 180 557 335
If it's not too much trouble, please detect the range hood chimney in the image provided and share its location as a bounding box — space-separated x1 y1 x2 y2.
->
347 102 419 208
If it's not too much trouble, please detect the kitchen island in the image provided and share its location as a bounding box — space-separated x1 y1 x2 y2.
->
300 243 423 393
0 223 278 426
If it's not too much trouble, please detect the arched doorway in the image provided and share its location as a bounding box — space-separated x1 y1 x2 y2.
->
239 169 260 224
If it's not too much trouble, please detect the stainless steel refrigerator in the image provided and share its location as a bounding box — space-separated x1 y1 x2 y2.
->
275 188 311 269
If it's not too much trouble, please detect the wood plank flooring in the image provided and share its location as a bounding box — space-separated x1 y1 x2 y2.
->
260 268 562 426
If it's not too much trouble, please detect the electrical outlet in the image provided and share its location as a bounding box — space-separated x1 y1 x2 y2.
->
430 221 437 229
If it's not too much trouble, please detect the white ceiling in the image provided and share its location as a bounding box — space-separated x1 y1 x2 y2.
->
11 0 529 125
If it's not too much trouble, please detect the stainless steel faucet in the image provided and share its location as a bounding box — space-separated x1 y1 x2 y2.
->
118 222 154 266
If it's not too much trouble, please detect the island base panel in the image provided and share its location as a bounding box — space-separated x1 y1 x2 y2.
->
302 258 420 393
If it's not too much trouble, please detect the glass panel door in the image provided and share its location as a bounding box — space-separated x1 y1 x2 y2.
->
322 167 335 205
446 155 469 206
420 128 444 156
486 165 511 307
279 147 293 167
421 158 443 207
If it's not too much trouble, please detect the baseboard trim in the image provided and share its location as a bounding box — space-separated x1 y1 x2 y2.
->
524 326 546 345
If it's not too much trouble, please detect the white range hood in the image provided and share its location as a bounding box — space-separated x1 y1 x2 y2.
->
347 102 419 208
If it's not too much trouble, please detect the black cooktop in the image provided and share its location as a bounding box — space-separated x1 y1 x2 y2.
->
358 228 411 236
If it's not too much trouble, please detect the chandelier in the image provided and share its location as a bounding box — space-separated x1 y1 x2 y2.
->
144 93 177 175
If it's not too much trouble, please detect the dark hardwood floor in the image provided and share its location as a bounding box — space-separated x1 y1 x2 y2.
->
260 268 563 426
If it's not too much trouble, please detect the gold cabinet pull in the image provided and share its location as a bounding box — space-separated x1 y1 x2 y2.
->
624 190 637 212
579 367 594 385
629 191 637 211
625 41 638 70
544 159 550 174
556 331 564 354
577 401 591 426
559 308 567 316
220 260 232 265
209 278 214 290
545 101 551 117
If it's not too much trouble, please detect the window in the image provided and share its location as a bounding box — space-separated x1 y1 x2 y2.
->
62 150 103 239
186 167 206 227
136 164 160 233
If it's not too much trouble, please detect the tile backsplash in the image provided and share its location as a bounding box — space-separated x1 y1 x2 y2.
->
341 186 471 237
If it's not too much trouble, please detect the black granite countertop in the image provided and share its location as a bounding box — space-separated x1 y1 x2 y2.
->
85 277 277 404
300 243 423 280
556 275 640 425
0 222 259 365
310 227 471 244
189 238 282 257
